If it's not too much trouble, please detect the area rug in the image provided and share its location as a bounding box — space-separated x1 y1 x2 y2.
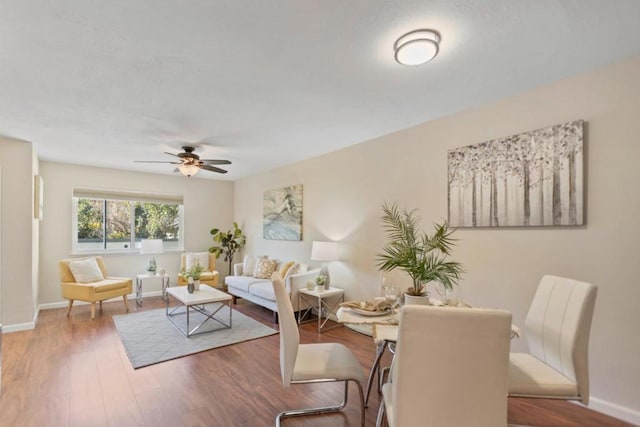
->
113 307 278 369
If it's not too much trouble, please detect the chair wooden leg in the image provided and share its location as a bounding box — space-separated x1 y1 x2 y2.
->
90 302 96 320
232 295 237 304
66 299 74 316
123 295 130 312
99 300 103 311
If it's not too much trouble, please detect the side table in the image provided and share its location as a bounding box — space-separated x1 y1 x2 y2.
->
298 287 345 333
136 273 170 306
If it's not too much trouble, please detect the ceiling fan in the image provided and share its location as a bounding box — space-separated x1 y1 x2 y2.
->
134 146 231 177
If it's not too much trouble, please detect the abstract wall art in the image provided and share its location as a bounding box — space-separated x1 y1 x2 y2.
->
448 120 584 227
263 184 303 240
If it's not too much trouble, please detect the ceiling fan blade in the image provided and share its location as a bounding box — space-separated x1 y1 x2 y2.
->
163 151 182 158
200 164 228 174
200 159 232 165
134 160 179 164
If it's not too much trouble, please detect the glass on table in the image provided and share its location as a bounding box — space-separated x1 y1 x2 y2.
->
435 281 464 307
383 283 401 318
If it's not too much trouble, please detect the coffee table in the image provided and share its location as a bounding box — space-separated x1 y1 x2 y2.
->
165 284 232 337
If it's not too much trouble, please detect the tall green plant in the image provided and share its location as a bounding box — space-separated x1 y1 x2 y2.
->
209 222 247 276
376 203 463 296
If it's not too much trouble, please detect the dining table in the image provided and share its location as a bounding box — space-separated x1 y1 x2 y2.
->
336 300 520 407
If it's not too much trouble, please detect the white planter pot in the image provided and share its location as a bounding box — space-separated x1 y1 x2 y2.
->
404 293 430 305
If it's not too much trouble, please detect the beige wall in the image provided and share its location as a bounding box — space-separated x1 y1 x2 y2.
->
32 149 40 315
0 137 37 326
234 57 640 420
38 162 235 304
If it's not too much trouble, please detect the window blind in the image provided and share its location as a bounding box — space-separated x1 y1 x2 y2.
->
73 188 183 204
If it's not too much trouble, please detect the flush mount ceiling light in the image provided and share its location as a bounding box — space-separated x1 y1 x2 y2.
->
394 29 441 66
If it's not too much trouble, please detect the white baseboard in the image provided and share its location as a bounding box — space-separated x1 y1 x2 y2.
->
2 308 39 333
38 301 71 310
2 321 35 333
139 291 164 299
38 291 164 312
4 292 166 332
586 396 640 425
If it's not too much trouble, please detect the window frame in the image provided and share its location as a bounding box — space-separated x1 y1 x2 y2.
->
71 189 184 255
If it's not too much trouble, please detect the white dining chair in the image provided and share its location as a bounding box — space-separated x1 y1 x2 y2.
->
271 272 366 426
377 305 512 427
370 324 397 404
509 275 597 405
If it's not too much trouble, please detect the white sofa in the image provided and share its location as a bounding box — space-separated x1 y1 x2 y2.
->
225 261 319 321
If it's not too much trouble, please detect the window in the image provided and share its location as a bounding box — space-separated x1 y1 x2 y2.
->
72 189 183 253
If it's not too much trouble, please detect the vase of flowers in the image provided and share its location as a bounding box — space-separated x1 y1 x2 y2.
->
315 274 328 291
180 260 205 293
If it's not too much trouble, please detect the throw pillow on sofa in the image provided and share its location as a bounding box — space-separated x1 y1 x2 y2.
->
186 252 210 270
242 255 260 276
253 257 278 279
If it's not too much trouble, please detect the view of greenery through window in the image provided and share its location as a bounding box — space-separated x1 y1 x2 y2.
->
75 198 181 251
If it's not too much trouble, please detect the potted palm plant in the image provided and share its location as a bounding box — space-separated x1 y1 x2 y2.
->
376 203 463 304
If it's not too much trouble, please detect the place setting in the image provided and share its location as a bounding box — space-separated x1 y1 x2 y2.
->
338 281 403 324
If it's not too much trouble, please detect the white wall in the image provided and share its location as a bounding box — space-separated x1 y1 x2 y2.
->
38 162 235 304
0 137 37 327
234 56 640 421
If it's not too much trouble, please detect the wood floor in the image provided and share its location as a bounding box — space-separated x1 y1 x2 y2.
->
0 297 633 427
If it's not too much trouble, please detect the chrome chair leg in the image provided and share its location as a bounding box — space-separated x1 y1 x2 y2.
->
276 379 365 427
376 398 386 427
365 341 388 407
379 366 390 391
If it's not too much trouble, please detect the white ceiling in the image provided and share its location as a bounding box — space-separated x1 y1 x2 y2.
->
2 1 640 181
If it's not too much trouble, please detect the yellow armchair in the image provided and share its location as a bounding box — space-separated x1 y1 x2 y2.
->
59 256 132 319
177 252 220 288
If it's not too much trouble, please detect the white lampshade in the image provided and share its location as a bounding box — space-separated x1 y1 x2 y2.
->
139 239 164 255
178 163 199 177
140 239 163 273
394 29 440 66
310 241 339 262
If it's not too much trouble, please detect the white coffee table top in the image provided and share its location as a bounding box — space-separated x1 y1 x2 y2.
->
166 284 231 306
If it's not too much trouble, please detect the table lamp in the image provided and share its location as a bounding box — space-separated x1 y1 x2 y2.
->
310 241 339 288
140 239 164 274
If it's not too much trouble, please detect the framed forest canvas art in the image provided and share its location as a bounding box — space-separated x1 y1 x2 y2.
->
448 120 584 227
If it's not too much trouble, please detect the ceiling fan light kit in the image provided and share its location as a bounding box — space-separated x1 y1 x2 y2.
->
394 29 440 66
178 162 200 177
134 145 231 177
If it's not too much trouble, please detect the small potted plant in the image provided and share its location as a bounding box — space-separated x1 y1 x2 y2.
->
315 274 328 291
376 203 464 305
180 260 205 293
